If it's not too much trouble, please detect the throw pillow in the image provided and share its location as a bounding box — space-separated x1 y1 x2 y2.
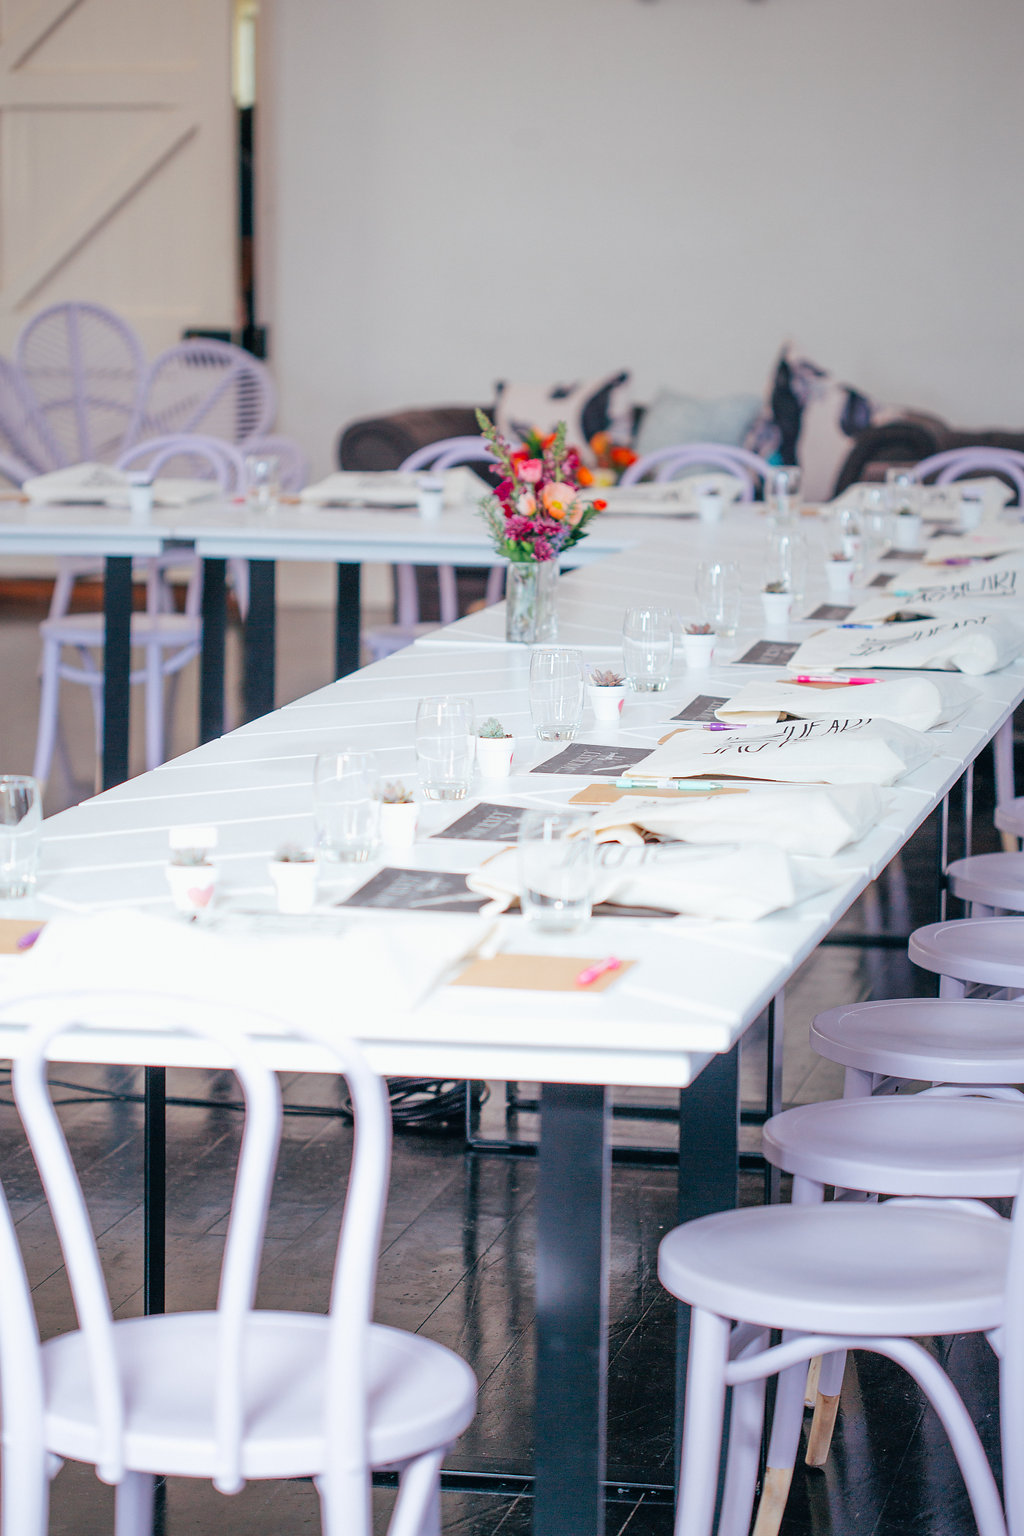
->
745 346 900 501
493 371 632 461
634 389 762 460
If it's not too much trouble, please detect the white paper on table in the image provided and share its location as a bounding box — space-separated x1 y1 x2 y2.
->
789 612 1024 677
22 463 219 507
586 782 885 858
853 558 1024 611
0 909 492 1035
924 527 1024 563
465 840 840 922
591 473 744 516
631 717 932 787
300 466 492 509
714 676 975 733
830 478 1013 523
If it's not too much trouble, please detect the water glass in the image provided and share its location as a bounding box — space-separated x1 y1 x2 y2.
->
244 452 281 515
518 811 596 932
884 468 919 517
622 608 674 692
529 649 585 741
0 776 42 899
415 697 475 799
696 560 741 637
766 528 808 603
765 465 802 521
313 751 381 862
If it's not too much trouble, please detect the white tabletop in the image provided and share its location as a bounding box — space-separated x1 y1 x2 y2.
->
3 503 1021 1087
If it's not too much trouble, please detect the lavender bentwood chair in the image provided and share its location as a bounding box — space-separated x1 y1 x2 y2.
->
0 911 477 1536
619 444 770 500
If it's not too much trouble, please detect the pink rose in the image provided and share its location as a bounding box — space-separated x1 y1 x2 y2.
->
519 458 544 484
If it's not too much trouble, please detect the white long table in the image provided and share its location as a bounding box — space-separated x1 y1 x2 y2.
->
2 501 1022 1535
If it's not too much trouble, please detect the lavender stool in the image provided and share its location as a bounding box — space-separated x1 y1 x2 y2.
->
995 796 1024 846
910 916 1024 998
947 853 1024 917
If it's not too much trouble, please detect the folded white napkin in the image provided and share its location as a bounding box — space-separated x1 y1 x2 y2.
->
714 676 974 732
465 841 837 922
924 528 1024 562
590 473 743 516
631 717 932 787
300 467 491 508
789 613 1024 677
23 463 217 507
586 783 884 858
0 909 487 1031
830 479 1012 523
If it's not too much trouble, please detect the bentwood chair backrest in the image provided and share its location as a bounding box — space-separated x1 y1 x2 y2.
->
14 302 147 469
116 432 247 499
0 911 392 1500
911 447 1024 506
619 443 769 499
131 339 276 448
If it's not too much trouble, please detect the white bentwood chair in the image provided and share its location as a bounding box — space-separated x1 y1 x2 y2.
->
619 444 770 499
0 912 477 1536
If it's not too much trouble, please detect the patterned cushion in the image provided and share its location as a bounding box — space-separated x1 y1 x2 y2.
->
493 371 632 460
746 346 901 501
635 389 762 459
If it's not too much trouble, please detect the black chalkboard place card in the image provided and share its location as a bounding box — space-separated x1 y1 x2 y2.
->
673 695 729 723
806 604 853 622
883 548 926 561
868 573 894 588
736 640 800 667
338 868 491 913
432 803 526 842
531 743 651 777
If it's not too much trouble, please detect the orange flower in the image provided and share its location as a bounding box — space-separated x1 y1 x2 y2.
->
590 431 610 458
577 464 595 486
541 481 576 519
592 499 607 511
611 446 637 468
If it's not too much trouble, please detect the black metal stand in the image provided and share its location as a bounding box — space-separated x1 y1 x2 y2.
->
101 555 133 789
143 1065 168 1532
243 560 276 722
199 558 227 743
335 563 361 678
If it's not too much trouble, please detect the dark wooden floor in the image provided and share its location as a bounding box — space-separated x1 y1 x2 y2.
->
0 588 1009 1534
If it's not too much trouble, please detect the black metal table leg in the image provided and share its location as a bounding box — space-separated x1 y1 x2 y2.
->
101 555 133 790
143 1065 166 1317
199 558 227 743
534 1083 611 1536
335 563 361 678
243 559 276 723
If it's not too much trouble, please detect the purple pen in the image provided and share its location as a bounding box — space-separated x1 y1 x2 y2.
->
701 722 747 731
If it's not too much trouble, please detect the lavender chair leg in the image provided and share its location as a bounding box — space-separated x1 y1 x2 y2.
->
718 1329 769 1536
676 1308 731 1536
113 1471 155 1536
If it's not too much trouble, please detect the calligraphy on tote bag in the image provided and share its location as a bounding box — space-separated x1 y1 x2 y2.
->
789 613 1024 676
632 717 932 787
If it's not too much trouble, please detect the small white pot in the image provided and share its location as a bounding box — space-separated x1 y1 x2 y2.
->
165 861 218 916
379 800 420 846
681 633 715 670
760 590 792 627
825 559 855 594
892 511 922 551
696 489 724 524
587 685 627 724
475 736 515 778
416 475 445 521
268 857 318 914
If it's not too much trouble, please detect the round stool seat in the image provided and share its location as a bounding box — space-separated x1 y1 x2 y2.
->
995 797 1024 840
909 917 1024 990
947 853 1024 912
812 996 1024 1081
657 1201 1008 1336
763 1094 1024 1197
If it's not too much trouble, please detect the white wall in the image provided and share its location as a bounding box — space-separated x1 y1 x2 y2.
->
262 0 1024 480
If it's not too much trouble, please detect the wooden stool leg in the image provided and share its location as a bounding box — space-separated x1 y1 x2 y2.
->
803 1354 821 1408
805 1349 847 1467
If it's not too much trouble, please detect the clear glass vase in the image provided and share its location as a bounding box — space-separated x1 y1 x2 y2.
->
505 560 558 644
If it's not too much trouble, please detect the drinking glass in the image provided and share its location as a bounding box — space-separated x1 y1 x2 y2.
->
415 697 475 799
765 465 802 522
313 751 381 862
0 776 42 898
622 608 674 692
244 452 281 515
884 467 919 517
529 649 584 741
517 811 596 931
766 528 808 603
696 560 741 637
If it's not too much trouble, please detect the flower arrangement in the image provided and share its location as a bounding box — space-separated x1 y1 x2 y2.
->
476 410 605 563
577 431 636 488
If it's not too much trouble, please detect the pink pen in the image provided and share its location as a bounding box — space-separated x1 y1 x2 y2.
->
794 675 878 686
576 956 623 987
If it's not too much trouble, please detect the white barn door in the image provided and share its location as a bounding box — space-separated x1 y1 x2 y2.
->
0 0 236 356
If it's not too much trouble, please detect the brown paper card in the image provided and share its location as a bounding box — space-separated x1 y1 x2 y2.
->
569 782 748 806
451 953 635 992
0 918 45 954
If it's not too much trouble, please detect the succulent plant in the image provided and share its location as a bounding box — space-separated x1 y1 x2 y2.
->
829 552 853 562
477 717 511 738
380 780 415 803
684 622 713 635
273 843 315 863
169 849 212 867
589 668 625 687
763 580 789 594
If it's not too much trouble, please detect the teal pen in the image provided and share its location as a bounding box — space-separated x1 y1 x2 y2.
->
614 777 727 791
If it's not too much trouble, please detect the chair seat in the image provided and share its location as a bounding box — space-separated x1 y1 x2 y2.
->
657 1201 1009 1336
764 1094 1024 1197
995 796 1024 839
42 1314 476 1480
910 917 1024 989
364 620 440 661
811 997 1024 1081
948 852 1024 911
40 611 200 647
